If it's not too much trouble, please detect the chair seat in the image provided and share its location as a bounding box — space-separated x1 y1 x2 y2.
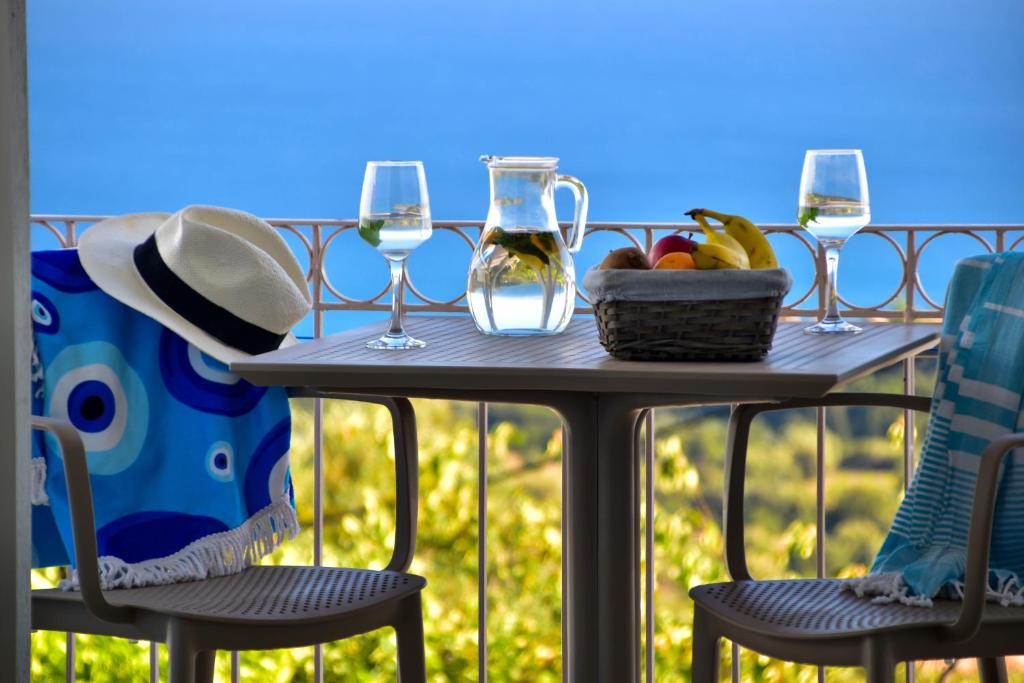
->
35 565 426 626
690 579 1024 639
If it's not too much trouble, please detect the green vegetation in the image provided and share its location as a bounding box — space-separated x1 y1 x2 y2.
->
30 359 1022 680
357 218 385 248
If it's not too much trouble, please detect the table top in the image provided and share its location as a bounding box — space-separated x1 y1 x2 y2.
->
233 316 940 401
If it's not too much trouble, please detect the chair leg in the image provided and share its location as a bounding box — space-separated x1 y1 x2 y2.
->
195 650 216 683
863 638 895 683
978 657 1009 683
691 608 721 683
395 594 426 683
167 620 198 683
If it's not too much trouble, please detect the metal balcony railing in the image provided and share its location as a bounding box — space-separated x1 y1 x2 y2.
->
30 216 1024 683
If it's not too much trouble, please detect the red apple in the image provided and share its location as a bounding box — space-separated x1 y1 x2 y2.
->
649 234 697 265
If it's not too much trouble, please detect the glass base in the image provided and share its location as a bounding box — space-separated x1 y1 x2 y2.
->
366 333 426 350
475 327 564 337
804 318 862 335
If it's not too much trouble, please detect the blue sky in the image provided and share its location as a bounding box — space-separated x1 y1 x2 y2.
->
28 0 1024 222
26 0 1024 331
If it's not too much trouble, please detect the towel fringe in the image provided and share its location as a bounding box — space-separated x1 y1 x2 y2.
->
845 572 1024 608
845 572 934 607
61 496 299 591
949 575 1024 607
31 457 50 506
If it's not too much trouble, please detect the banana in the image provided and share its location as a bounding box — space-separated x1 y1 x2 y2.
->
687 209 778 269
702 229 750 268
690 212 751 269
692 242 748 270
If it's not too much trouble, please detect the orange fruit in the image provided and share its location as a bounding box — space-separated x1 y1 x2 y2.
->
653 252 697 270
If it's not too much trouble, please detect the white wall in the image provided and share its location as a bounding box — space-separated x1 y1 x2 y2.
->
0 0 32 679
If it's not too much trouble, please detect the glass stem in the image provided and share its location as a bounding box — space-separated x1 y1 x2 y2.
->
388 258 406 336
823 243 843 322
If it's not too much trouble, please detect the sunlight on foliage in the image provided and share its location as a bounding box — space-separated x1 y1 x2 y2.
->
29 358 1022 681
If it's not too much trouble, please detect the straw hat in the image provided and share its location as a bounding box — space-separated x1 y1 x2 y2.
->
78 205 311 364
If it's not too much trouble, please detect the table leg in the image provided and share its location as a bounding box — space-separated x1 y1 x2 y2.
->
557 395 642 683
558 396 599 683
597 397 642 683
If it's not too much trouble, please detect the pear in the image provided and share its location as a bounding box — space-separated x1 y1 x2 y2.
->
600 247 650 270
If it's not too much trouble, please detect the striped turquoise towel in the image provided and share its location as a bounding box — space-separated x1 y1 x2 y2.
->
850 252 1024 607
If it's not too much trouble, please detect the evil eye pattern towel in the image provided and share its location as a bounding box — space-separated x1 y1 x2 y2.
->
31 249 298 589
848 252 1024 607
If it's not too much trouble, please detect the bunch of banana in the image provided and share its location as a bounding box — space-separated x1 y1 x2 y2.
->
687 212 751 269
686 208 779 269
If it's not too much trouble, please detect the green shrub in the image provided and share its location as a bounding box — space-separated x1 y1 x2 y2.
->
31 393 1020 681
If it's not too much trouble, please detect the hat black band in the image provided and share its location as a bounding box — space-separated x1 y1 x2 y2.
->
133 234 287 356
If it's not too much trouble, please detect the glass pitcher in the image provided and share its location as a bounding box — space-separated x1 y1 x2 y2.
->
467 156 588 335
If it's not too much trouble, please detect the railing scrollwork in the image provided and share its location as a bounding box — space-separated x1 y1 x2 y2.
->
32 216 1023 323
28 214 1024 683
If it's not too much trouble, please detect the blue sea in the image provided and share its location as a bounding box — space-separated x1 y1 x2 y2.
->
27 0 1024 335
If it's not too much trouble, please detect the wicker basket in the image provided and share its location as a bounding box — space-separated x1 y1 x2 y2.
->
583 268 791 362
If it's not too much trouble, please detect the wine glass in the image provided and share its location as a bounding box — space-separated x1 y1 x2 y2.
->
359 161 433 349
797 149 870 334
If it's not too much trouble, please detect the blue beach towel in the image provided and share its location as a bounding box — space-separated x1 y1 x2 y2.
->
849 252 1024 607
31 249 298 589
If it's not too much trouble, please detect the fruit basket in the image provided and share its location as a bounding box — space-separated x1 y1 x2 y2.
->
582 267 792 362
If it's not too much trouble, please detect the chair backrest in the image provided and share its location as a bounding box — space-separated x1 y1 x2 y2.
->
31 248 298 589
866 253 1024 604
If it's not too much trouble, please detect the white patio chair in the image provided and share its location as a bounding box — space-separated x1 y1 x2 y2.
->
689 393 1023 683
31 403 427 683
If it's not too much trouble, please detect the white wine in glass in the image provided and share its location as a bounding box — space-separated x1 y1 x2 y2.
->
359 161 432 349
797 149 870 334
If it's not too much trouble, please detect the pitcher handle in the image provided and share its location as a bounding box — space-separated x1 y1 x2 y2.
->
556 175 589 253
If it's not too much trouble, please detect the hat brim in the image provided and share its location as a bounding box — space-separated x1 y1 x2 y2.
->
78 212 298 366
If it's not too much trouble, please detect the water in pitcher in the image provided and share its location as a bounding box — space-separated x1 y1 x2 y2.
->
467 225 575 335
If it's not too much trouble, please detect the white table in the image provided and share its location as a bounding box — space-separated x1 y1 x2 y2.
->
234 316 940 683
